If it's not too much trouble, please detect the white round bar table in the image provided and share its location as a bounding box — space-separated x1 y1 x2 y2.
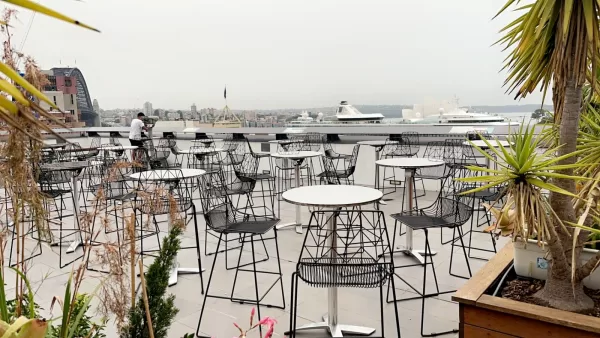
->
357 140 398 205
376 158 444 264
130 168 206 286
463 140 511 168
271 151 321 234
283 185 382 337
100 145 139 151
178 148 225 155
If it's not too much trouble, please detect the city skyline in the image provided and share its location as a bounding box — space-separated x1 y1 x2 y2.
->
13 0 547 110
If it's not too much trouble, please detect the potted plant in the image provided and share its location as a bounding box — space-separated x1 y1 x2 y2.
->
453 1 600 337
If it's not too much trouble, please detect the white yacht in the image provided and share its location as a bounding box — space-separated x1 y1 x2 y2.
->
402 98 506 124
286 100 511 127
335 101 385 123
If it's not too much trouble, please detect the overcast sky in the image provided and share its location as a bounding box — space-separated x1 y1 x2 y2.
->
7 0 545 110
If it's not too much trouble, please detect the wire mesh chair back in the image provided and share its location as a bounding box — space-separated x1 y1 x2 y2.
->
443 139 466 167
94 159 138 200
167 138 182 155
198 171 239 233
298 133 322 152
189 146 222 174
134 169 194 215
193 136 216 151
382 137 410 157
402 131 420 156
320 156 340 185
347 144 360 174
421 196 472 229
417 141 449 180
297 210 394 288
85 137 101 158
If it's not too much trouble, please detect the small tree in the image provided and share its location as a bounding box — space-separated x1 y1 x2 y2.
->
120 226 181 338
479 1 600 312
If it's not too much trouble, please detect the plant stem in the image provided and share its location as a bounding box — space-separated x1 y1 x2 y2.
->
138 259 154 338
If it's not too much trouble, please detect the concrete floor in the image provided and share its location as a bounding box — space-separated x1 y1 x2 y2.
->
3 177 508 338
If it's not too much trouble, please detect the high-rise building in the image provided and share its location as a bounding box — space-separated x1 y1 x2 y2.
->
143 101 153 116
191 103 197 118
41 70 84 128
92 99 100 113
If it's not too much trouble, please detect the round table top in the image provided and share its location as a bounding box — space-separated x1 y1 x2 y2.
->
376 157 445 168
357 140 399 146
130 169 206 180
464 140 511 148
196 138 223 143
179 147 225 154
283 185 383 207
41 161 90 171
268 139 304 144
100 145 139 151
271 150 321 159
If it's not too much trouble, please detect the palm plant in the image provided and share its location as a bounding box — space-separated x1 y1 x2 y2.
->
481 0 600 312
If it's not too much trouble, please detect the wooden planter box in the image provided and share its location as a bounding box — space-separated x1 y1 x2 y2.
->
452 242 600 338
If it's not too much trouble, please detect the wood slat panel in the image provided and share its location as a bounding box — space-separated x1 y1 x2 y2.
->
463 324 518 338
452 242 513 305
478 295 600 335
463 303 600 338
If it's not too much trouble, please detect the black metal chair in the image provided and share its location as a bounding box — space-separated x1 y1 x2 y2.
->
450 166 502 263
389 196 472 337
288 209 401 338
133 169 204 289
317 144 360 185
35 164 85 269
196 171 284 338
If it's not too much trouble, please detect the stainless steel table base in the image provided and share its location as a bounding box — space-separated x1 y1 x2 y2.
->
276 162 304 234
276 222 303 234
293 315 376 337
400 249 438 265
168 261 205 287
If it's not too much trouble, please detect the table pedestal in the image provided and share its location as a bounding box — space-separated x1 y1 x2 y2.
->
292 210 375 337
373 147 387 205
67 174 82 253
167 211 205 287
276 162 303 234
168 258 205 286
401 168 437 265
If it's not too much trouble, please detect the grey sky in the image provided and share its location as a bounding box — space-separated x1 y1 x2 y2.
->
10 0 545 110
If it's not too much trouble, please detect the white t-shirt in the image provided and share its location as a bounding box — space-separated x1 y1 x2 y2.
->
129 119 145 140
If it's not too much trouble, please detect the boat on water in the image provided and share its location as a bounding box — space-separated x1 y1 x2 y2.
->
286 100 512 127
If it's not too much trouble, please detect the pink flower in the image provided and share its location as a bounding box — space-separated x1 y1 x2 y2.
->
250 307 256 326
258 316 277 327
264 325 275 338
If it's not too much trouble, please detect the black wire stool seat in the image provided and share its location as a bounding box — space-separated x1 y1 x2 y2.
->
196 171 285 338
297 257 392 288
388 197 472 337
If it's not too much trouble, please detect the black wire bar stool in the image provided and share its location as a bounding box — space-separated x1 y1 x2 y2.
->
196 170 284 338
389 196 472 337
133 169 204 288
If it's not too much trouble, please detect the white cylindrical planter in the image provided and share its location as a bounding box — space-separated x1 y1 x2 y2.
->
513 239 600 290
